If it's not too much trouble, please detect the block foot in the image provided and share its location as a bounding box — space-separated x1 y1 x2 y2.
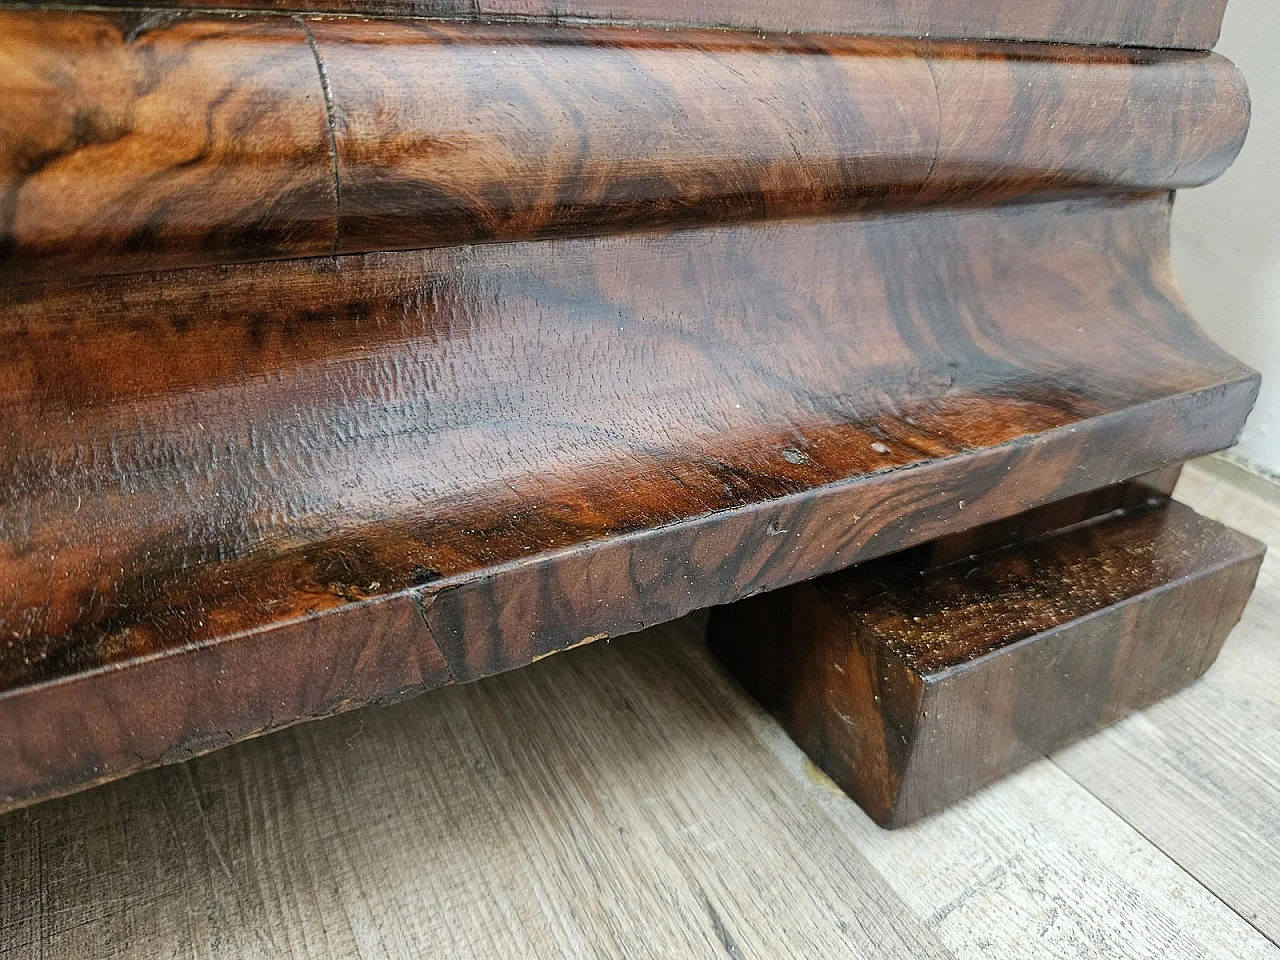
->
709 498 1264 827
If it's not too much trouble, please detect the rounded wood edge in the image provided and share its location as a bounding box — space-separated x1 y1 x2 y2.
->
0 10 1252 282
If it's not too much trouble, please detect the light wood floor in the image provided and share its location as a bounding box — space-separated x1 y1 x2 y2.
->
2 459 1277 959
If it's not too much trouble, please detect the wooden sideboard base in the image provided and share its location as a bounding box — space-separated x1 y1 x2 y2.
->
0 3 1258 814
708 496 1265 827
0 194 1259 814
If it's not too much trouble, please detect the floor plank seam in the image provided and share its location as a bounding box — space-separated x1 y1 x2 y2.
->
1048 756 1280 952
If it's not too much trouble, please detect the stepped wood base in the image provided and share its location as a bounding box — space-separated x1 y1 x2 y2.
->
0 9 1257 813
709 497 1265 827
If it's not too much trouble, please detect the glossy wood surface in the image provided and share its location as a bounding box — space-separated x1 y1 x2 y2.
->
0 10 1250 281
0 11 336 280
0 193 1259 810
0 0 1260 813
709 499 1265 826
318 22 1248 256
51 0 1232 50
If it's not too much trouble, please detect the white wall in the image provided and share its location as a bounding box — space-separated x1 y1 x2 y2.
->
1172 0 1280 477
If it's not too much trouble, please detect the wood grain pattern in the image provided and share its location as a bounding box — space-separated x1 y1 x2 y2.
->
54 0 1232 50
0 10 1250 281
318 22 1248 256
319 20 943 256
1 596 1275 960
0 194 1259 810
0 10 336 281
710 499 1265 826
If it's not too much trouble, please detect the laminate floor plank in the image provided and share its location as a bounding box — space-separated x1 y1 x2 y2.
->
1052 460 1280 945
0 617 949 960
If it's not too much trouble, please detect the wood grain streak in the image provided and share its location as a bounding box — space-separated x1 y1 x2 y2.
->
0 194 1259 810
0 11 336 280
0 11 1250 281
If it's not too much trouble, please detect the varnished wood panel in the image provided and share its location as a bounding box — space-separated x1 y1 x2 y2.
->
0 11 1250 281
923 44 1248 201
710 500 1265 826
316 21 941 255
317 22 1248 256
0 194 1259 810
50 0 1232 50
0 10 336 281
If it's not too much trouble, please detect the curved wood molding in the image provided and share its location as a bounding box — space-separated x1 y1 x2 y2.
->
0 10 1250 281
0 12 337 280
0 194 1260 809
41 0 1231 50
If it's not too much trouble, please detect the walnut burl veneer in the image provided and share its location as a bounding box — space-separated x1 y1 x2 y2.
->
0 4 1260 811
0 11 1249 281
709 499 1265 827
0 194 1258 810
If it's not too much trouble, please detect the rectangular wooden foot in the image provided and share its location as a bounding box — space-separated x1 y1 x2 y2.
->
708 498 1264 827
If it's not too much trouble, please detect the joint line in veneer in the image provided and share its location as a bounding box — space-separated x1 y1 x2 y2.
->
297 16 343 255
921 55 943 184
413 591 459 687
